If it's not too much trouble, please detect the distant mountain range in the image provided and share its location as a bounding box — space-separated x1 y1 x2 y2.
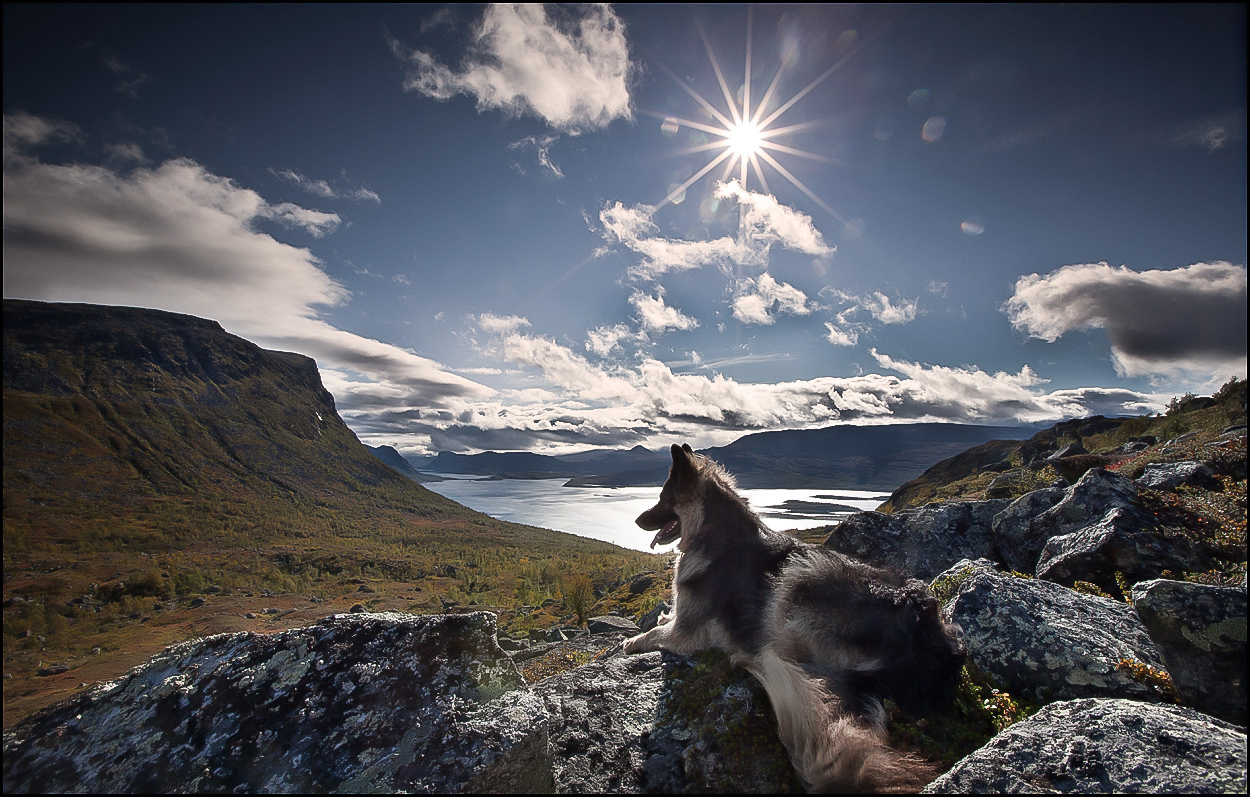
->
408 424 1034 491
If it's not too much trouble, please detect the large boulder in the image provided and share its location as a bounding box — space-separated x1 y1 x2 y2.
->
990 485 1067 572
1135 460 1219 491
1132 579 1248 726
533 647 802 793
824 499 1010 579
924 698 1247 794
2 613 550 794
1036 507 1211 596
991 469 1142 576
991 468 1210 593
937 560 1167 703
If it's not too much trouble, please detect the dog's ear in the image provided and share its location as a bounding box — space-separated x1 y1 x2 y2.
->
670 443 698 488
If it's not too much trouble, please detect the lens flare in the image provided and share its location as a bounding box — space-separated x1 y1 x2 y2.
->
637 7 896 224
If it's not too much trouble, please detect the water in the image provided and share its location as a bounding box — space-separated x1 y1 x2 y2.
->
423 475 889 552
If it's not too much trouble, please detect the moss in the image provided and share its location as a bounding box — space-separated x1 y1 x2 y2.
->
887 664 1041 769
661 650 804 792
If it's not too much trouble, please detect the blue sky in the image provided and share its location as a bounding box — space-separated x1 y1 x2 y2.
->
4 4 1246 455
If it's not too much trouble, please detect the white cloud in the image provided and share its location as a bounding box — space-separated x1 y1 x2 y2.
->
507 134 564 179
376 311 1166 453
732 273 815 325
1004 261 1248 381
861 291 918 324
715 180 835 258
3 112 82 164
817 290 917 349
271 168 381 203
269 202 342 237
585 323 646 357
395 4 634 134
824 320 859 347
630 289 699 335
603 183 833 282
599 201 657 243
2 123 487 409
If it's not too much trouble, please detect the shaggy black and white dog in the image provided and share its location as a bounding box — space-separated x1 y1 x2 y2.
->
624 444 964 792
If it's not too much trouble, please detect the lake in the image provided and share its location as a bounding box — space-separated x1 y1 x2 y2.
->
422 475 890 552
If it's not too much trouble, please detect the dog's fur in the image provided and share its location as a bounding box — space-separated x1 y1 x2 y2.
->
624 444 964 793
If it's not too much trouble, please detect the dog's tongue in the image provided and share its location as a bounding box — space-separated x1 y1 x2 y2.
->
650 520 679 549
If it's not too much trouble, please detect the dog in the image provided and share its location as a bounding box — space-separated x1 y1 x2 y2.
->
623 444 964 793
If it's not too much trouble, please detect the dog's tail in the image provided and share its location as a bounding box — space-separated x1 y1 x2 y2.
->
740 648 934 793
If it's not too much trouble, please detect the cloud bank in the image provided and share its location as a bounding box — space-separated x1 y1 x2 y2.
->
395 4 634 134
339 312 1166 455
1004 261 1247 382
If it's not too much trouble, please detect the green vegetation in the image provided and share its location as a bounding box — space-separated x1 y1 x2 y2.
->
888 664 1040 769
879 377 1246 513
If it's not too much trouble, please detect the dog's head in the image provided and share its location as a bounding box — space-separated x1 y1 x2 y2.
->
636 443 699 549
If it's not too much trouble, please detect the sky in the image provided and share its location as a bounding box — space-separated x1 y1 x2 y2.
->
3 4 1246 456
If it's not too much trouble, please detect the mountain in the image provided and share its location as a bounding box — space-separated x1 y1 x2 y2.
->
562 424 1032 490
417 427 1032 490
3 299 448 509
366 444 445 482
2 299 633 550
700 423 1033 489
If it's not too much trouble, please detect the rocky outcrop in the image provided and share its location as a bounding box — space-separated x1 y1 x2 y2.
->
937 559 1168 703
1132 579 1248 726
924 698 1247 794
823 499 1009 580
830 468 1216 598
2 613 550 794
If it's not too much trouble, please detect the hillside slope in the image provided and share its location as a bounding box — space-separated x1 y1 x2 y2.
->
2 300 664 727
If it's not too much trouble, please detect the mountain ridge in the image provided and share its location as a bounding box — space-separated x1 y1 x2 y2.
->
411 423 1034 490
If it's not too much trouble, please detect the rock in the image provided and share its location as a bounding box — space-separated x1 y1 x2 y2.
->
533 648 801 793
34 665 69 677
533 649 672 792
497 636 528 652
990 486 1067 572
938 559 1167 703
924 698 1247 794
628 575 653 594
1132 579 1248 726
989 469 1211 595
587 615 639 635
1036 507 1211 596
1048 441 1089 459
2 613 550 794
1135 461 1219 491
824 500 1010 580
637 601 670 632
983 469 1030 499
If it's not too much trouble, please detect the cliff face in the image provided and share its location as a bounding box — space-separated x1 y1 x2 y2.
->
3 299 425 504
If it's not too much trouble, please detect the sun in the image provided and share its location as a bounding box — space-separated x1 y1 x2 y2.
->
642 8 867 221
725 119 765 159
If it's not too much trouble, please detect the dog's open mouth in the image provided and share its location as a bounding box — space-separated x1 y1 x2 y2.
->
650 519 681 549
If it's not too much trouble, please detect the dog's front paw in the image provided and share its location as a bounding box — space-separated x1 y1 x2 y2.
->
623 631 655 655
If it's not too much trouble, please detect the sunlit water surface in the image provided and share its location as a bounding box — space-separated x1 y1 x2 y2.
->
423 476 890 552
